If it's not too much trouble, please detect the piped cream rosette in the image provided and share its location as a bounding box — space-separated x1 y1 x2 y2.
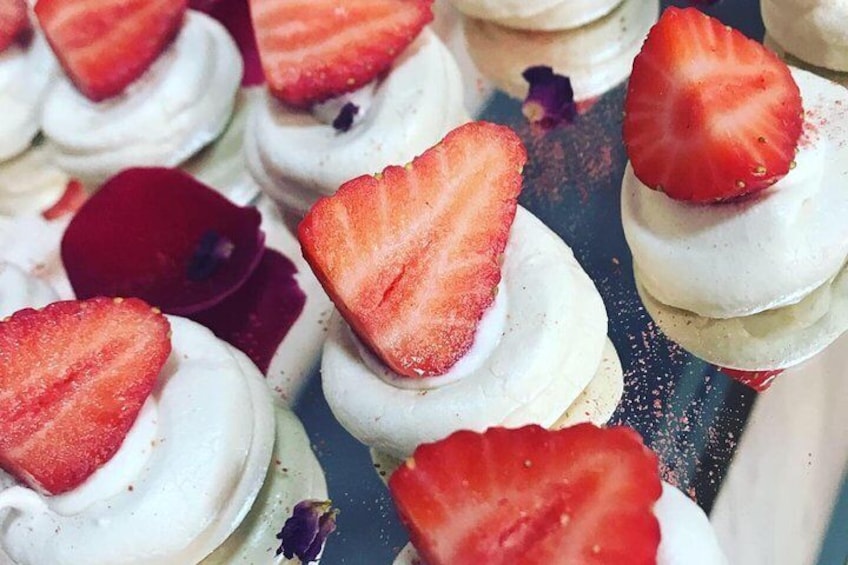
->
622 68 848 370
322 206 623 462
244 29 469 223
462 0 659 101
449 0 623 31
0 317 327 565
40 11 242 186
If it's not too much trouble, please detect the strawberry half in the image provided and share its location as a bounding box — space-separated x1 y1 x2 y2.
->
0 0 29 52
35 0 187 102
720 367 784 392
298 121 525 378
623 7 803 202
389 425 663 565
0 297 171 495
249 0 434 108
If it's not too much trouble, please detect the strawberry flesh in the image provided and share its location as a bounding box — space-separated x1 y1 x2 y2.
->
720 367 784 392
35 0 187 101
623 7 803 202
0 0 29 52
389 424 663 565
0 297 171 495
249 0 434 108
298 121 526 378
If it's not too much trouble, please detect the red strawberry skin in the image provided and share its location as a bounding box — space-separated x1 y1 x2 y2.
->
298 122 526 378
0 0 29 52
249 0 434 107
720 367 784 392
623 7 803 202
42 179 87 221
0 297 171 495
389 425 663 565
35 0 188 102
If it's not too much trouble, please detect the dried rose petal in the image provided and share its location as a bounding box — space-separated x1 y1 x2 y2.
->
62 168 264 315
332 102 359 133
719 367 784 392
276 500 338 563
522 65 576 129
191 249 305 373
190 0 263 86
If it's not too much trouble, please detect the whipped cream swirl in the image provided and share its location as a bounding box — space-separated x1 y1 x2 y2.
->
245 29 468 218
0 262 57 319
41 11 242 185
0 32 57 161
0 317 275 564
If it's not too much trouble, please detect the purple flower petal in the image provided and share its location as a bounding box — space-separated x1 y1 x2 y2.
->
276 500 338 563
190 0 263 86
191 248 306 373
332 102 360 133
521 65 576 129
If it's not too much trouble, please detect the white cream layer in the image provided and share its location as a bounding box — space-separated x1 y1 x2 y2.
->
41 11 242 185
0 317 275 565
0 32 57 161
450 0 622 30
463 0 658 100
622 68 848 319
322 207 609 460
762 0 848 72
392 482 727 565
0 262 57 319
245 29 468 218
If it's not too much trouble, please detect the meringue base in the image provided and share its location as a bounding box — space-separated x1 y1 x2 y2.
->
462 0 659 101
634 260 848 371
202 407 328 564
369 337 623 486
763 34 848 87
451 0 623 31
761 0 848 73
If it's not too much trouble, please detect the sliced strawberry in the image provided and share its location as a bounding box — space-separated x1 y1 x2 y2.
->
0 297 171 494
389 425 663 565
42 179 87 221
35 0 187 102
298 121 525 378
0 0 28 52
249 0 434 108
720 367 784 392
623 7 803 202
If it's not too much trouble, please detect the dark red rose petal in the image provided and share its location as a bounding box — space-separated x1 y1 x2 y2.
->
62 167 264 315
190 0 263 86
719 367 784 392
191 248 306 373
